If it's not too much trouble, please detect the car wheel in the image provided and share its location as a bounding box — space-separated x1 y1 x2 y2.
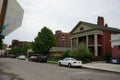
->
59 62 62 66
68 63 72 68
44 60 47 63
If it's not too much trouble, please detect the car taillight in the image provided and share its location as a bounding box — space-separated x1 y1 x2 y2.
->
73 62 76 63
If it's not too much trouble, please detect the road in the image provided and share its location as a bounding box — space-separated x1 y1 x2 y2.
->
0 58 120 80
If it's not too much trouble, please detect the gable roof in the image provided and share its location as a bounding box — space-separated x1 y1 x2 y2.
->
71 21 120 34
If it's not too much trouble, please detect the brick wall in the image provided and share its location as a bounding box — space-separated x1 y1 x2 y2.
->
55 30 71 47
112 45 120 58
102 32 112 56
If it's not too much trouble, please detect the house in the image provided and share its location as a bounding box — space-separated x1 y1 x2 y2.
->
111 34 120 58
49 47 71 57
70 16 120 58
111 34 120 63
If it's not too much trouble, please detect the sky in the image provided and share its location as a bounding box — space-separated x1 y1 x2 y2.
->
3 0 120 45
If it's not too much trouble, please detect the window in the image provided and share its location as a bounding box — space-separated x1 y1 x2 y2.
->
62 35 65 39
80 27 84 31
119 45 120 49
62 38 65 41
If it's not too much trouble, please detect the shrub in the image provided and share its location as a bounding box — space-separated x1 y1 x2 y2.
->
105 52 112 62
63 50 71 58
105 52 112 59
71 43 93 63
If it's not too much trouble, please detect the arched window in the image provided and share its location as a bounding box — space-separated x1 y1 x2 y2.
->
80 27 84 31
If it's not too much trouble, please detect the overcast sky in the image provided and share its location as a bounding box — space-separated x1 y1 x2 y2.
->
3 0 120 45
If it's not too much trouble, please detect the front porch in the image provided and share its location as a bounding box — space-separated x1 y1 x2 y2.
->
71 34 103 57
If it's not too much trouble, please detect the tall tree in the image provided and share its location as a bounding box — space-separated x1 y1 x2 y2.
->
32 27 56 55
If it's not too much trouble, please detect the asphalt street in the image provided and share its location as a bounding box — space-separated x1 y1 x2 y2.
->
0 58 120 80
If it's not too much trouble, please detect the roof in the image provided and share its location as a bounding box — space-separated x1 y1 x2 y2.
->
50 47 71 52
71 21 120 34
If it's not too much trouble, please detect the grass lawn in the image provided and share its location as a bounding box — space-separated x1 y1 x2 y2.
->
47 60 58 64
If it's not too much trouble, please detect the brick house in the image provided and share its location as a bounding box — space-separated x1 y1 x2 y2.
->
111 34 120 58
70 16 120 58
55 30 71 47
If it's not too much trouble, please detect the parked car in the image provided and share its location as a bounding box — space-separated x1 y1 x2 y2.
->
6 54 16 58
18 55 26 60
37 55 47 63
29 56 38 62
58 57 82 67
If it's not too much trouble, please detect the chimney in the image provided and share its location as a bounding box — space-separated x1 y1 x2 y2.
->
105 23 108 27
97 16 104 27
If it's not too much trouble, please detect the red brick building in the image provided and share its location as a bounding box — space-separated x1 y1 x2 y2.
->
12 39 32 47
55 30 71 47
111 34 120 58
70 16 120 57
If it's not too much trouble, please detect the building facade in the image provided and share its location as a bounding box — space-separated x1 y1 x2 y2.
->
55 30 71 47
12 39 32 47
111 34 120 58
70 16 120 57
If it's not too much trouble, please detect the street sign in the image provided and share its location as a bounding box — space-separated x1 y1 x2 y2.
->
1 0 24 36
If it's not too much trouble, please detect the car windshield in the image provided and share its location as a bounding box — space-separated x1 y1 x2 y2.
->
70 58 77 61
31 56 37 58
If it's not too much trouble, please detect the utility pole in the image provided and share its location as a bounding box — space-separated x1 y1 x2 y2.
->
0 0 8 49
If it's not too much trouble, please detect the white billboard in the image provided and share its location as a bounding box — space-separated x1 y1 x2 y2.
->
0 0 3 13
1 0 24 36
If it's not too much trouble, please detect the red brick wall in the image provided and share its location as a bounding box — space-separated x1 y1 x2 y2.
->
112 46 120 58
55 30 71 47
102 32 112 56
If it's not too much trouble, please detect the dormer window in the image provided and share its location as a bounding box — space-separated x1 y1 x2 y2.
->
80 27 84 31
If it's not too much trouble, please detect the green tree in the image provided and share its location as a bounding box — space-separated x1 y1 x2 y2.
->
10 46 22 56
32 27 56 55
63 50 71 58
22 43 31 55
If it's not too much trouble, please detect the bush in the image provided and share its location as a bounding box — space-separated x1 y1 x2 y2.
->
63 50 71 58
105 52 112 59
105 52 112 62
71 43 93 63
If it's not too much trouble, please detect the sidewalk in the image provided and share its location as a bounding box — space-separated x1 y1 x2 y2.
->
83 61 120 73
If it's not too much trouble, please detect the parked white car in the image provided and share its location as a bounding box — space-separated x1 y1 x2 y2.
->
18 55 26 60
58 57 82 67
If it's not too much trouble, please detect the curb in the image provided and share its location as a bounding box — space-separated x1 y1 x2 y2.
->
83 66 120 74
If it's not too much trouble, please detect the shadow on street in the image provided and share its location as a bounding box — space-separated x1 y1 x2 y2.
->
0 71 23 80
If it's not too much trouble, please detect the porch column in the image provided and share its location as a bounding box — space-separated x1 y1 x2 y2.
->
76 37 79 46
86 36 88 48
94 34 98 57
70 37 73 49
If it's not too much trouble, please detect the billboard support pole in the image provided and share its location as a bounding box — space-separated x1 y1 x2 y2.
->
0 0 8 33
0 0 8 49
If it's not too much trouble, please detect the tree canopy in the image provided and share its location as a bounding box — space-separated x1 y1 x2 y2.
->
32 27 56 55
6 43 31 56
